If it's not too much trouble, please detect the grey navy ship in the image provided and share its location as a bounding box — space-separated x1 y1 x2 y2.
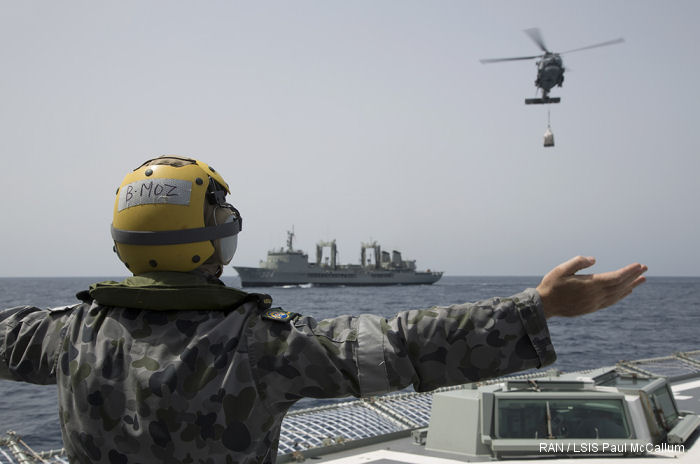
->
233 230 443 287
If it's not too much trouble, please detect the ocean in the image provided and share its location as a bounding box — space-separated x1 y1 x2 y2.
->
1 275 698 450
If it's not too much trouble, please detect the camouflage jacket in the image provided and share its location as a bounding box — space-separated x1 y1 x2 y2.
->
0 272 556 464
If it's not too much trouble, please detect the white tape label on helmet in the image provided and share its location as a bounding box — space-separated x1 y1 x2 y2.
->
118 178 192 211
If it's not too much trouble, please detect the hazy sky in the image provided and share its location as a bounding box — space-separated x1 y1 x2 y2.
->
0 0 698 277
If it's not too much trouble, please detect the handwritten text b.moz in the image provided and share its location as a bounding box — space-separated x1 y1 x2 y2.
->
118 178 192 211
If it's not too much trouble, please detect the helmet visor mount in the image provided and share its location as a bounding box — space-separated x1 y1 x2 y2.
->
206 177 242 229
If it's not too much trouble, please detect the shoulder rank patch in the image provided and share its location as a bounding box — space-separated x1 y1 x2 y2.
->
261 308 300 322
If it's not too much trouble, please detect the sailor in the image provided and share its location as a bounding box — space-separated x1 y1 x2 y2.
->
0 156 647 464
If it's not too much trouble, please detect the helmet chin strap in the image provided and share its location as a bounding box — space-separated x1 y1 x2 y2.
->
193 262 224 280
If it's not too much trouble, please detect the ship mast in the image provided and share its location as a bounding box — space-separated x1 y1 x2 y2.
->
316 240 338 269
286 228 295 252
360 241 381 269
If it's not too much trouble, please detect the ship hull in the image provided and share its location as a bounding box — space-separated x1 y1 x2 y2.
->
234 266 442 287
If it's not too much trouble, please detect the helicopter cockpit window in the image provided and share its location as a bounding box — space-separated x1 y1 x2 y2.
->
496 398 631 439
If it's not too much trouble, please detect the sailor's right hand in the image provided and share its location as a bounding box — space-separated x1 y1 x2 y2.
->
536 256 648 319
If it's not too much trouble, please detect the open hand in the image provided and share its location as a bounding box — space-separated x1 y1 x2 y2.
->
536 256 648 319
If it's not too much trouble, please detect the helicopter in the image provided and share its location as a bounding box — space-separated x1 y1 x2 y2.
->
480 28 624 104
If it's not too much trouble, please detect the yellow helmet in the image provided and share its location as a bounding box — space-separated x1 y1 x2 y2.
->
111 156 242 274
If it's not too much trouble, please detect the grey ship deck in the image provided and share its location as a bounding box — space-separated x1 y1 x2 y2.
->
3 350 699 464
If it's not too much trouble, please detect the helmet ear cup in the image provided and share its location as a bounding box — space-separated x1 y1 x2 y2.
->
212 207 238 265
215 228 238 264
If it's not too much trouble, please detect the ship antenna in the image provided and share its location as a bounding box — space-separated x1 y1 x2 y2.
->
287 227 295 251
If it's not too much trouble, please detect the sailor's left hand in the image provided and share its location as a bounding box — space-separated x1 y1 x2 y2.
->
536 256 648 319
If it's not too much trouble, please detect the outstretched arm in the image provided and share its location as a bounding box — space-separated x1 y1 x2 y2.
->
0 306 74 384
249 288 555 403
249 256 647 407
536 256 648 319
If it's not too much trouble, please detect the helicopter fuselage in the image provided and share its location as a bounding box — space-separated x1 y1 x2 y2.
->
479 28 623 105
535 53 564 96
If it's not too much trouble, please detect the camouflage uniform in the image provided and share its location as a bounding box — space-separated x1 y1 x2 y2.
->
0 272 556 464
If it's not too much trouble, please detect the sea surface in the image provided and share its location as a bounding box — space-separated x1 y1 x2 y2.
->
1 275 698 450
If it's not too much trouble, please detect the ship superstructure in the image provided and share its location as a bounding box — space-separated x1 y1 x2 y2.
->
234 230 442 287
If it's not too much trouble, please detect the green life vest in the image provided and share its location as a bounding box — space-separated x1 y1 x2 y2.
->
83 272 271 311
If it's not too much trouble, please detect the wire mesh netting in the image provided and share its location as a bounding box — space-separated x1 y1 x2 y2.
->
619 356 700 380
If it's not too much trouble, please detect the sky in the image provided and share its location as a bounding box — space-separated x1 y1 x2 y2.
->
0 0 698 277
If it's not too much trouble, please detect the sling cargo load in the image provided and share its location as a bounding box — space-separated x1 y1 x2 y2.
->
234 230 443 287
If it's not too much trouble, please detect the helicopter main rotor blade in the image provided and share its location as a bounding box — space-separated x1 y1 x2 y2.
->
480 55 541 64
524 28 550 53
560 37 625 54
